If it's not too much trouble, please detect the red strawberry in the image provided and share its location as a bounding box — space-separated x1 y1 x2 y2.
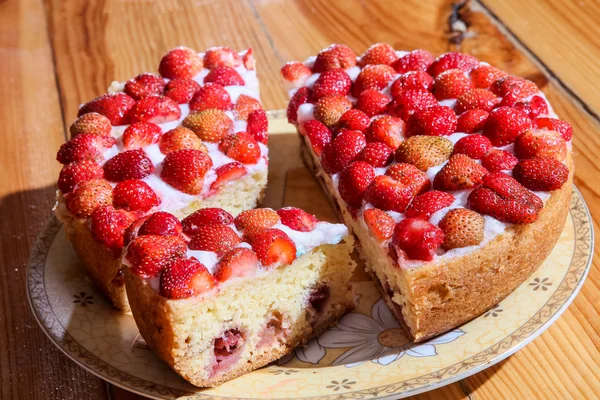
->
159 126 207 154
456 109 489 133
66 179 113 218
439 208 484 249
213 248 259 282
204 66 244 86
210 162 247 193
69 113 112 138
387 89 437 121
299 119 332 156
452 134 493 159
235 208 280 232
218 132 261 164
160 149 213 194
395 135 453 171
246 109 268 144
160 257 216 299
514 95 549 119
513 158 569 191
91 205 135 250
312 69 352 99
112 179 160 212
364 175 414 212
104 149 154 182
433 154 488 190
242 48 255 70
338 161 376 208
391 218 444 261
405 190 455 220
233 94 262 120
483 106 532 146
188 224 241 256
355 89 391 117
406 105 457 137
535 117 573 141
122 122 161 150
276 207 319 232
321 130 366 174
189 82 232 112
163 78 201 104
124 73 165 100
363 208 395 241
470 65 508 88
386 163 430 195
78 93 136 126
313 44 357 72
182 208 234 235
244 228 297 267
338 109 370 132
357 142 394 167
432 69 473 100
138 211 182 236
455 88 499 113
158 47 203 79
390 71 434 97
281 61 312 87
286 87 311 124
358 43 398 67
366 115 405 149
392 50 434 74
313 95 353 127
182 109 233 142
427 52 478 77
352 64 396 96
203 46 242 69
56 133 115 164
514 129 567 160
481 149 519 172
58 160 104 193
127 234 187 277
491 76 539 99
127 95 181 124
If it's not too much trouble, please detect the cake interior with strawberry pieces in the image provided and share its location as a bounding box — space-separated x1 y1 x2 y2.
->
54 46 269 312
282 44 573 341
123 206 355 387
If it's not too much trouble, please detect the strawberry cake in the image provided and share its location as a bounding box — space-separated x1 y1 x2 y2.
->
123 207 355 387
282 44 574 341
54 46 269 312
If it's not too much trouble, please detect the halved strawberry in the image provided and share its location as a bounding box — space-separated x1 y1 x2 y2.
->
483 106 532 146
218 132 261 164
159 126 207 154
427 52 479 77
481 149 518 172
452 134 493 159
213 248 259 282
127 95 181 124
433 153 488 190
406 105 457 137
355 89 391 117
69 112 112 138
280 61 312 87
357 142 394 167
364 175 414 212
158 47 203 79
438 208 484 249
491 76 539 101
535 117 573 141
276 207 319 232
188 224 241 256
392 49 434 74
432 69 473 100
159 257 216 299
234 208 280 232
351 64 396 97
514 129 567 160
127 234 187 277
163 78 201 104
124 73 165 100
203 46 242 69
78 92 136 126
58 160 104 193
244 228 297 267
404 190 455 220
104 149 154 182
122 122 162 150
56 133 115 164
313 44 357 72
338 161 376 208
395 135 453 171
363 208 395 241
66 179 113 218
366 115 405 149
390 71 434 97
233 94 262 120
182 109 233 142
204 66 244 86
338 109 370 132
470 64 508 88
181 208 234 235
513 158 569 191
160 149 213 194
313 95 353 127
210 162 248 193
456 109 489 133
246 109 268 144
113 179 160 212
286 87 311 124
514 95 549 119
312 68 352 99
138 211 182 236
320 130 366 174
298 119 332 156
358 43 398 67
91 205 135 250
189 82 232 112
243 48 255 70
387 89 438 121
391 218 444 261
386 163 430 195
455 88 499 113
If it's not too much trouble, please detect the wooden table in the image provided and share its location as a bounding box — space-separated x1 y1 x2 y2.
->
1 0 598 398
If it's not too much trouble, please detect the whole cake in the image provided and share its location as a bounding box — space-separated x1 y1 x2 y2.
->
123 206 356 387
281 44 573 342
54 46 269 312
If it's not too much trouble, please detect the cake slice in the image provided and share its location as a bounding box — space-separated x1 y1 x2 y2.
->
54 46 269 312
123 206 356 387
282 44 573 342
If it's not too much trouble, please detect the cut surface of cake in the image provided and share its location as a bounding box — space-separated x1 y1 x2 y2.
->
281 44 573 342
54 46 269 312
123 206 356 387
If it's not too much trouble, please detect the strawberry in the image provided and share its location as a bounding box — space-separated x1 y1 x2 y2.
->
427 52 478 77
406 105 457 137
163 78 201 104
188 224 241 256
313 95 353 127
491 76 539 99
66 179 113 218
235 208 280 232
481 149 518 172
189 82 232 112
160 149 213 194
204 66 244 86
56 133 115 164
91 205 135 250
456 109 489 133
390 71 434 97
433 153 488 190
366 115 405 149
404 190 455 220
246 109 268 144
355 89 390 117
159 257 216 299
357 142 394 167
158 47 203 79
244 228 297 267
470 65 508 88
213 248 259 282
432 69 473 100
218 132 261 164
127 95 181 124
395 135 453 171
483 106 532 146
58 160 104 193
364 175 414 212
351 64 396 96
181 208 234 235
455 88 499 113
210 162 247 193
182 109 233 142
386 163 430 195
298 120 332 156
321 130 366 174
78 92 136 126
280 61 312 87
124 73 165 100
103 149 154 182
338 109 370 132
452 134 493 159
276 207 319 232
535 117 573 141
313 44 357 72
392 49 434 74
438 208 484 249
233 94 262 120
312 68 352 99
513 158 569 191
138 211 182 237
113 179 160 212
387 89 438 121
358 43 398 67
127 234 187 277
243 48 255 70
338 161 376 208
391 218 444 261
159 126 207 154
514 129 567 160
287 87 311 125
203 46 242 69
122 122 161 150
363 208 395 241
69 112 112 138
514 95 549 119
